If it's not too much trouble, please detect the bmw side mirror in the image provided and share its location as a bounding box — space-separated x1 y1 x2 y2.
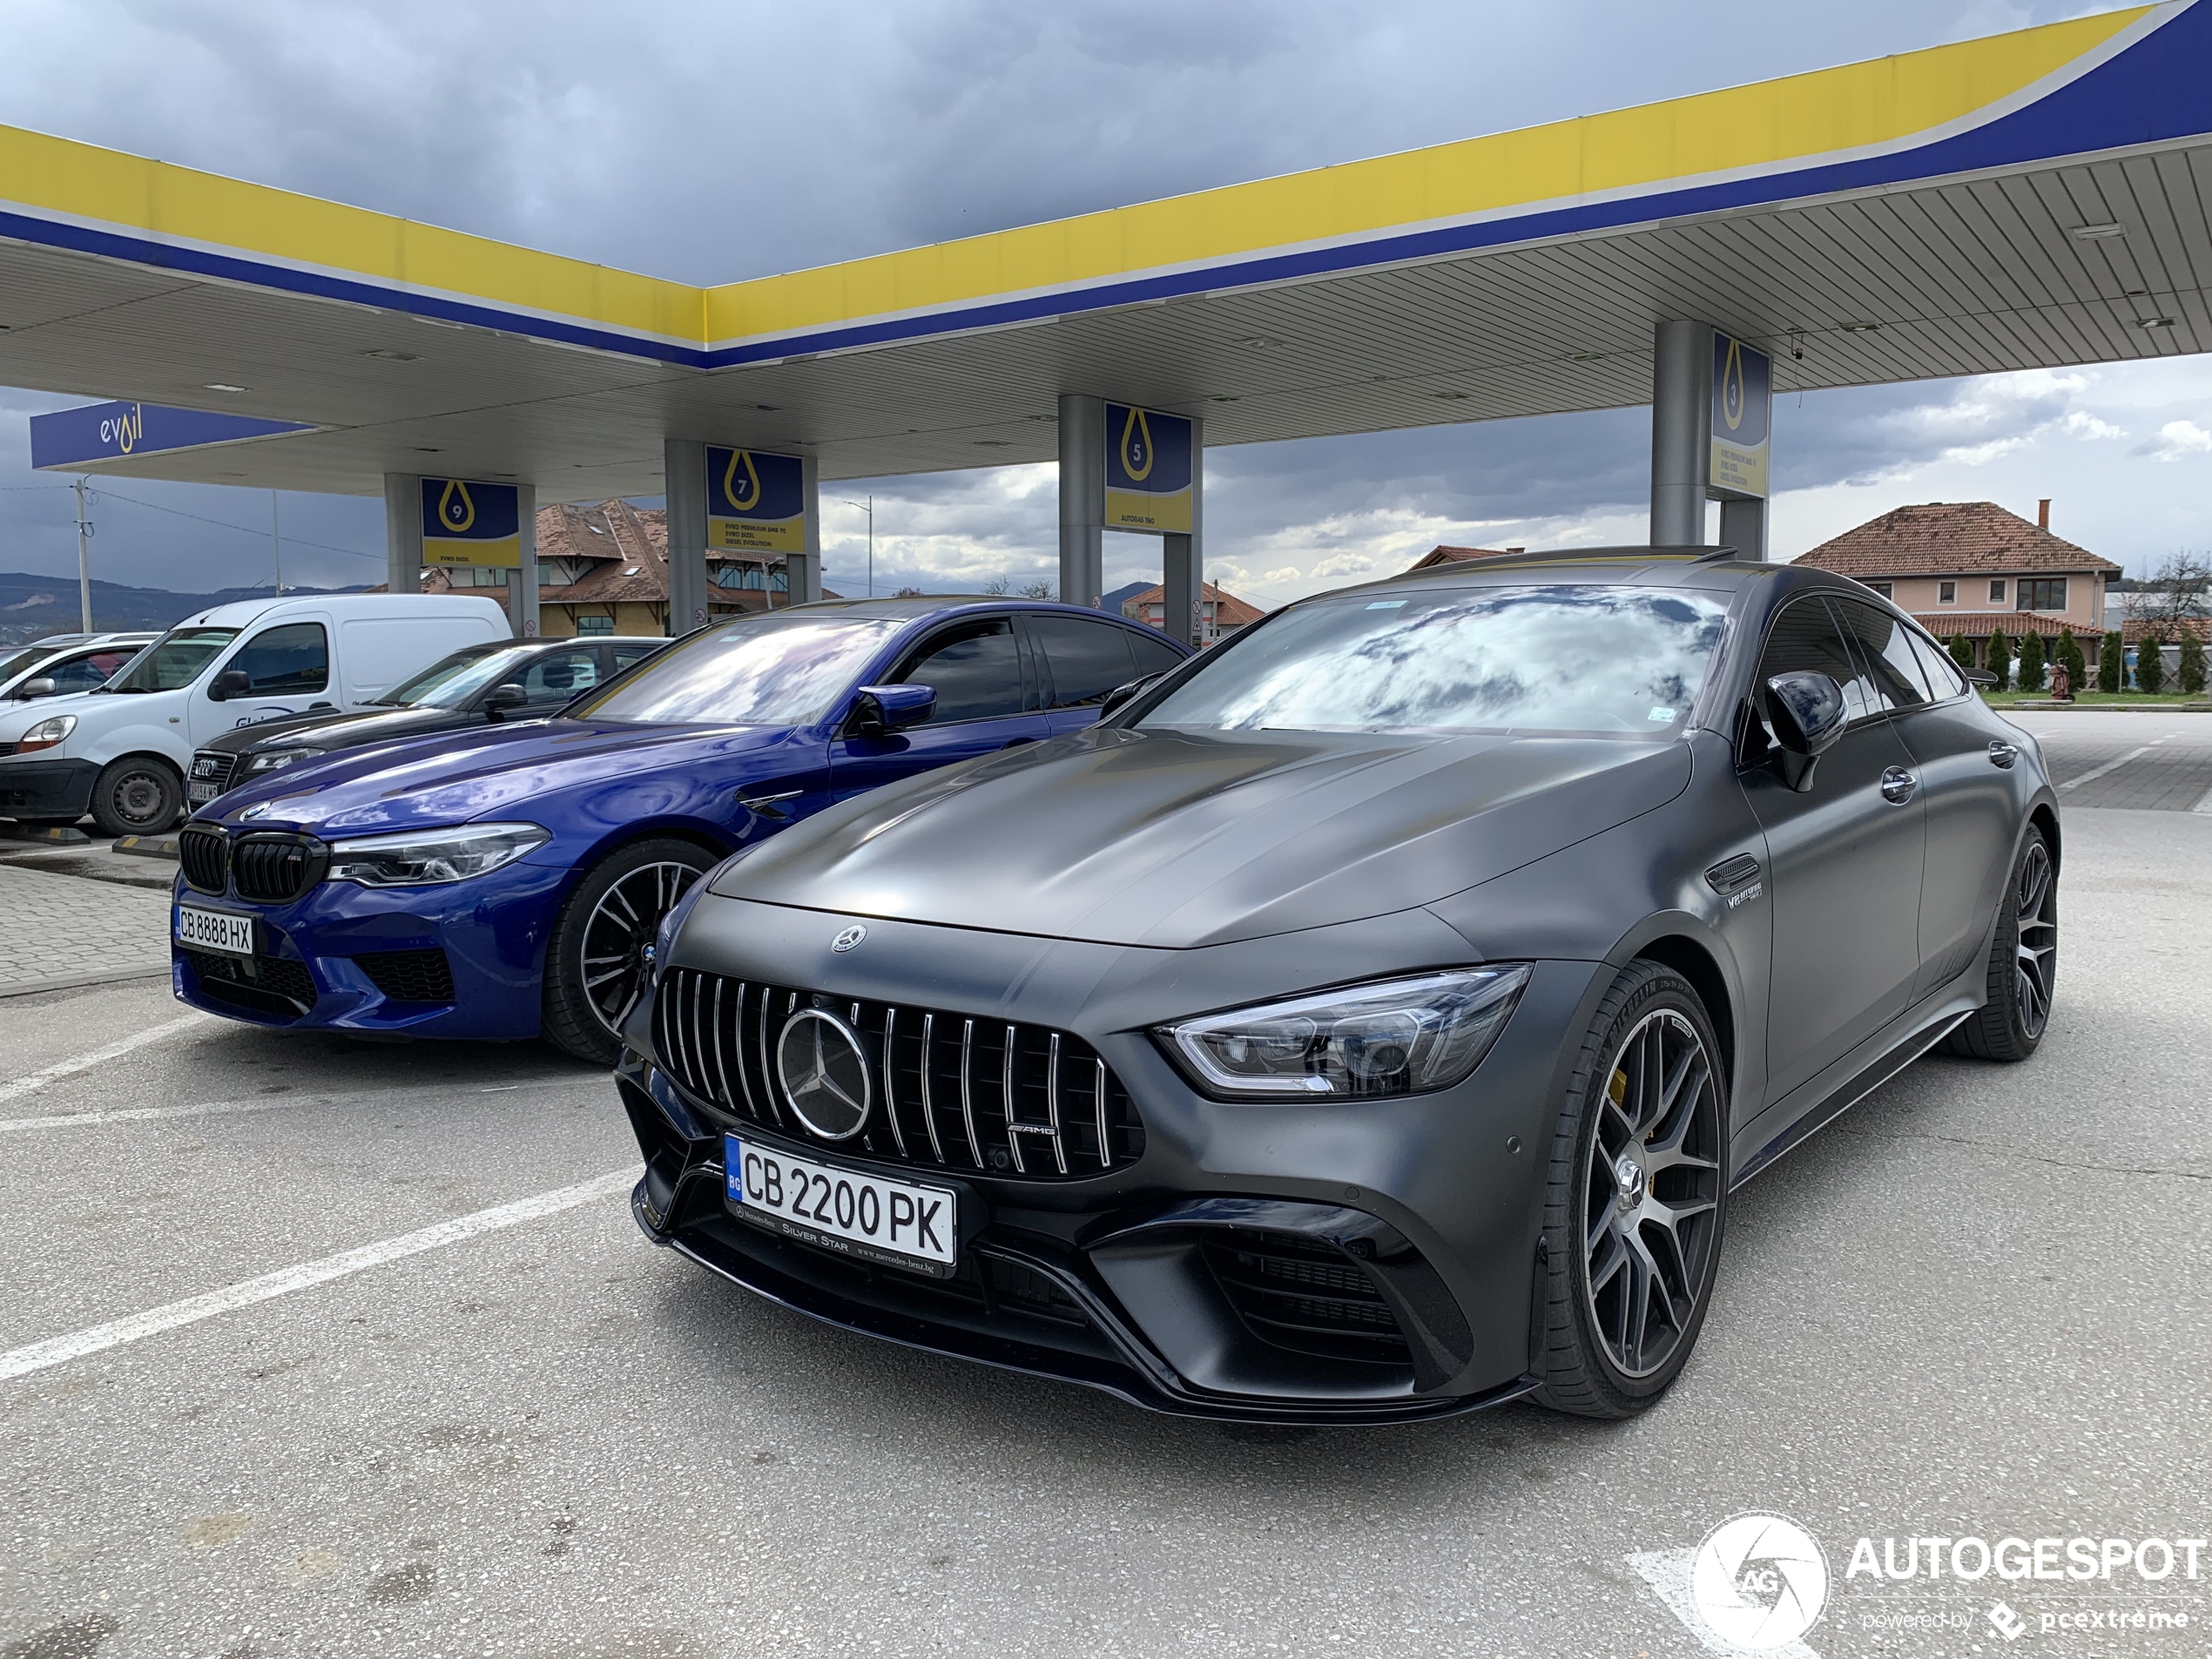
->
17 677 57 699
208 668 250 703
482 683 529 718
1100 673 1163 720
1762 670 1847 792
846 684 935 737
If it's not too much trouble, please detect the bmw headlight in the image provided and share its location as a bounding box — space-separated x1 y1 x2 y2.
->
14 713 76 753
326 822 550 887
1158 966 1532 1101
246 747 326 774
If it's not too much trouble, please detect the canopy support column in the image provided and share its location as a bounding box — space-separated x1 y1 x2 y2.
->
383 473 422 596
1059 394 1104 608
664 440 708 636
1650 320 1710 548
509 482 539 637
788 455 822 604
1159 415 1204 644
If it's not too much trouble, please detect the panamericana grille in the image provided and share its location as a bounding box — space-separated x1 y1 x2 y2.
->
653 967 1143 1179
352 948 455 1003
182 948 318 1018
179 825 229 894
1203 1230 1413 1367
231 834 324 903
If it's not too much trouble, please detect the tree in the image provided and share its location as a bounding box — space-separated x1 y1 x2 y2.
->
2180 626 2207 696
893 586 923 598
2099 629 2125 692
1949 633 1977 674
981 576 1010 595
2017 629 2047 691
1018 579 1055 599
1986 629 2012 691
2057 627 2085 691
2136 632 2166 693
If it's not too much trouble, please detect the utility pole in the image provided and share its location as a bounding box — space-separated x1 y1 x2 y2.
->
270 489 283 595
845 495 874 596
71 476 93 633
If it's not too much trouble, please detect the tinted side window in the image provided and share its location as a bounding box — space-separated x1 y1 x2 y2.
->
228 624 329 694
1756 598 1866 720
48 651 132 693
1906 629 1968 700
1127 628 1187 678
1031 616 1138 709
1835 599 1931 711
509 648 601 706
894 618 1026 724
609 644 659 671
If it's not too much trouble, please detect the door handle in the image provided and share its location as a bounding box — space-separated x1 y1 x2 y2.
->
1878 765 1918 804
1987 740 2018 769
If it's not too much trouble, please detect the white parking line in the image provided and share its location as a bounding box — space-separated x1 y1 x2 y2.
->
0 1011 210 1108
0 1076 608 1134
0 1168 636 1383
2057 744 2155 791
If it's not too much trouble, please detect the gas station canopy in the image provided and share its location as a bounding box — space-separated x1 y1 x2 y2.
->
2 2 2208 500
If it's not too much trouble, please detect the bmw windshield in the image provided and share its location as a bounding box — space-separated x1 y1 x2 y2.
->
563 615 902 726
1138 584 1729 738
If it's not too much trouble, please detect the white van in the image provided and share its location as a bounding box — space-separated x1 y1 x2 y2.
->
0 594 509 837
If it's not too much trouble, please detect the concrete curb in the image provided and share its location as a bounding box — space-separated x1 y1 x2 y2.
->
1999 700 2212 711
0 965 172 1001
112 835 181 860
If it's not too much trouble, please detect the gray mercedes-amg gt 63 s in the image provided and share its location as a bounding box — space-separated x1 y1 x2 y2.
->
615 549 2059 1423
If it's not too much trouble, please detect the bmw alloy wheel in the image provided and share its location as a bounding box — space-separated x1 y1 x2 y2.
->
2013 839 2057 1040
579 860 703 1038
1580 1008 1723 1379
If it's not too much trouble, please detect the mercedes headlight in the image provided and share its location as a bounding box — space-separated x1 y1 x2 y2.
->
1158 966 1532 1101
246 747 326 774
14 714 76 753
326 822 550 887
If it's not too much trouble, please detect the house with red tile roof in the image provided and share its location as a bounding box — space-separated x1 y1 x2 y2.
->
1792 500 2117 668
1122 580 1264 646
400 500 814 635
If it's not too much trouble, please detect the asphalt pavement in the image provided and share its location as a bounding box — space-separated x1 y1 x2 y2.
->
1 724 2208 1658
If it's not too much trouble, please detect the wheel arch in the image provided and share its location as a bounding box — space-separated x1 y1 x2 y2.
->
2029 798 2060 874
1625 932 1737 1095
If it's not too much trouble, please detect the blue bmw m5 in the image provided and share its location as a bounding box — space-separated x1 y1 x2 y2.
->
171 597 1190 1061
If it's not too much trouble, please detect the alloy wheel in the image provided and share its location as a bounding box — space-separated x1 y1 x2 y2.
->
1580 1009 1723 1379
578 860 702 1038
2013 840 2057 1039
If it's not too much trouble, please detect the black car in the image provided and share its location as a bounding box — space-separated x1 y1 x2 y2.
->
617 550 2058 1424
186 635 664 807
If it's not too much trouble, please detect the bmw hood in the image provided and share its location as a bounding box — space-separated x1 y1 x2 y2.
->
713 725 1693 948
202 719 802 835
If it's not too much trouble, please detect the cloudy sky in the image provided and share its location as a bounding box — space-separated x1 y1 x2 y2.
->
1 0 2206 607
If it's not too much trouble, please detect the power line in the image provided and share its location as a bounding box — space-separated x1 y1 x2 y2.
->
85 487 383 562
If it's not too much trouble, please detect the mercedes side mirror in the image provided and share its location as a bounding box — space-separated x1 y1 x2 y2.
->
846 684 936 738
17 677 57 699
1100 673 1163 719
208 669 251 703
481 683 529 718
1762 670 1847 792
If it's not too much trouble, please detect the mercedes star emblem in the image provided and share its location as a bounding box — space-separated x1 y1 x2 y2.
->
775 1008 873 1140
832 924 867 953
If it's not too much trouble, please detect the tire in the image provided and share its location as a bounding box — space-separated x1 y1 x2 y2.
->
542 837 717 1065
89 755 183 838
1946 826 2056 1062
1533 961 1730 1419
